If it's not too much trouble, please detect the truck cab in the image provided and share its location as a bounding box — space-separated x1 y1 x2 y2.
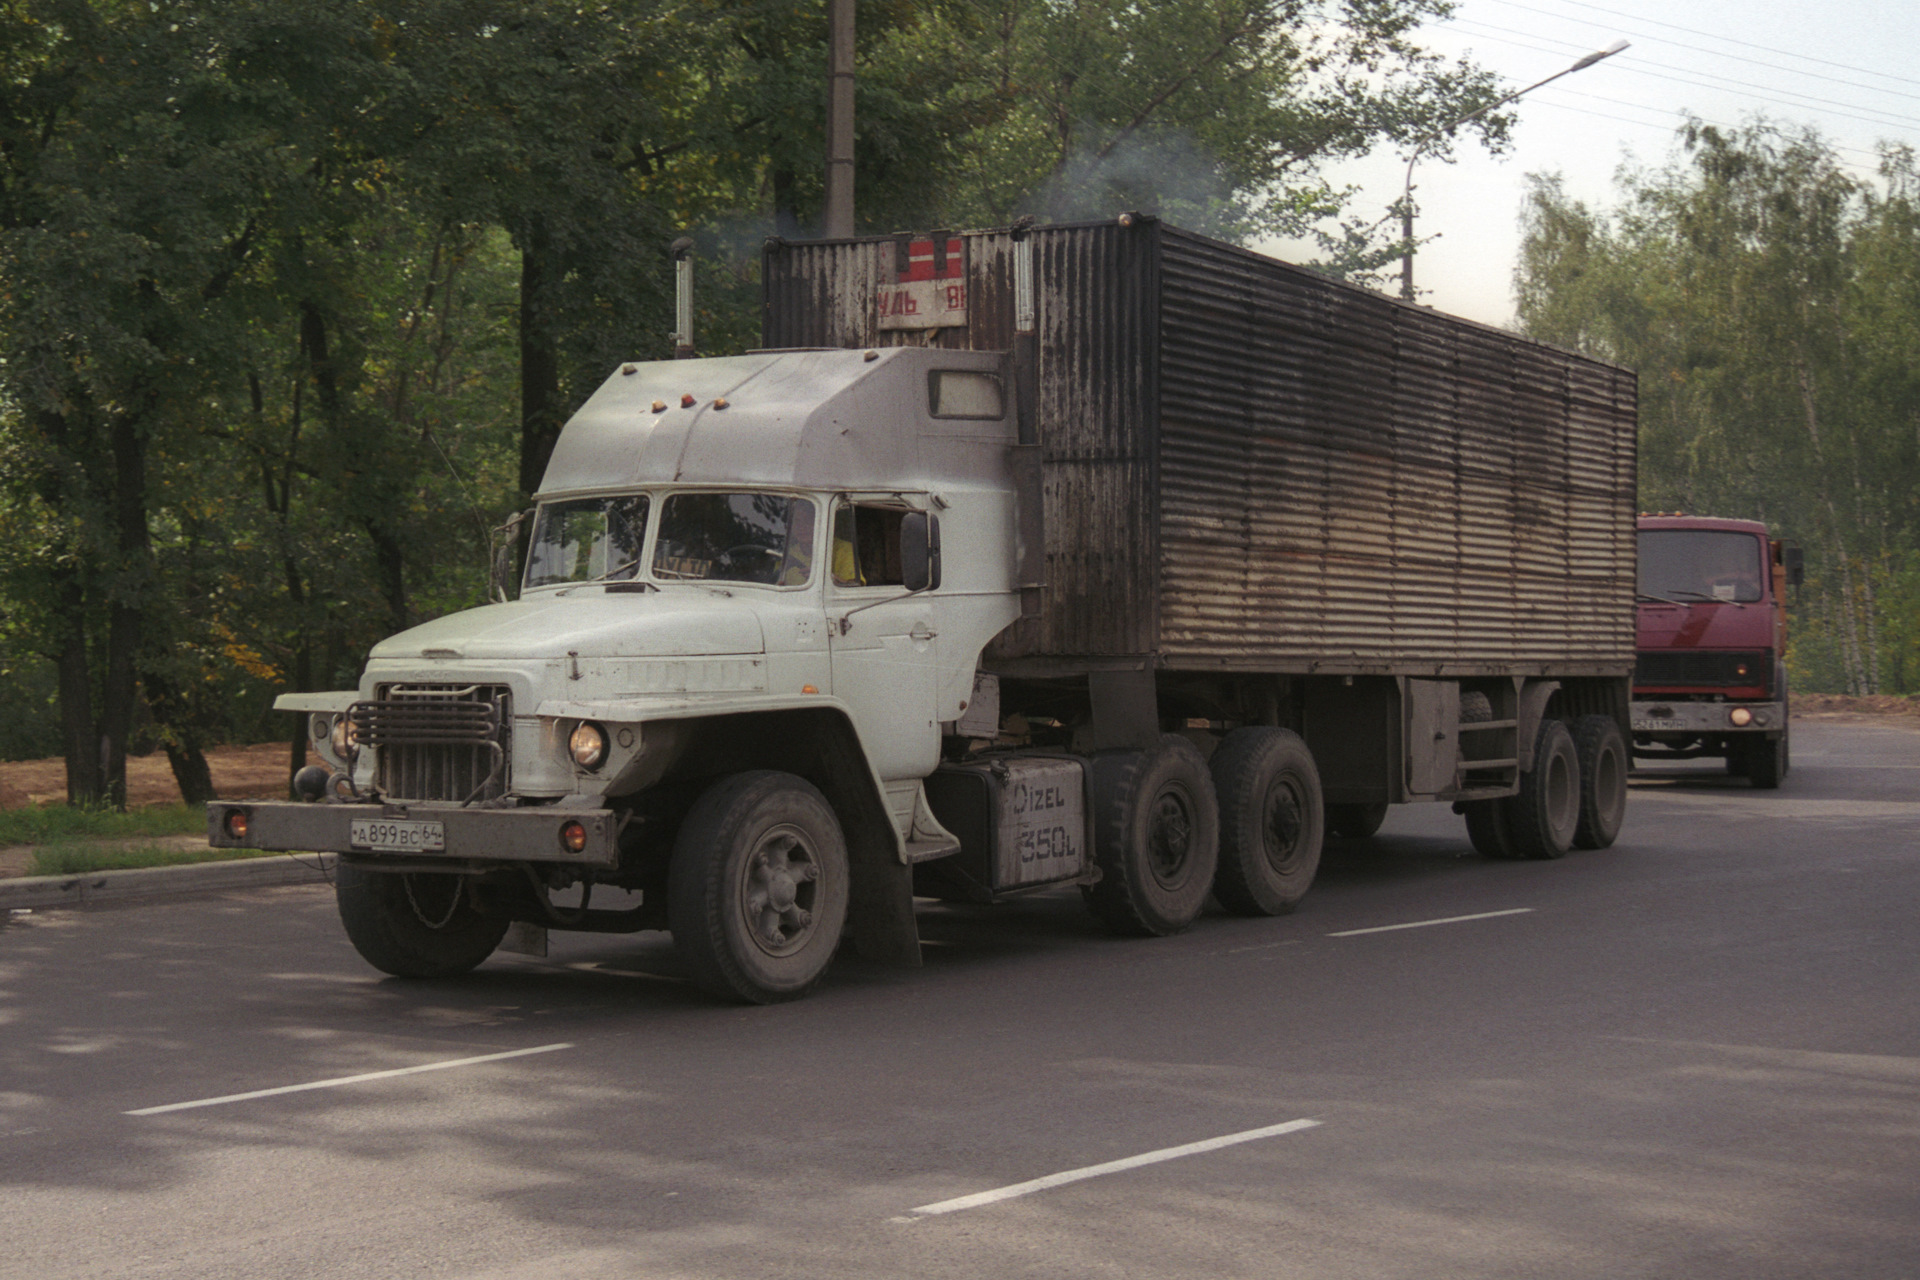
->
1631 514 1801 787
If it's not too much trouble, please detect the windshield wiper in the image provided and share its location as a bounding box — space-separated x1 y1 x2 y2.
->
1636 592 1684 605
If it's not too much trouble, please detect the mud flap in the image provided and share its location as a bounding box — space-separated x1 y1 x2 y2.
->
846 840 923 967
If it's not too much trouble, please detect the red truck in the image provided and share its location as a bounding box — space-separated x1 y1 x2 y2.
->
1631 515 1803 787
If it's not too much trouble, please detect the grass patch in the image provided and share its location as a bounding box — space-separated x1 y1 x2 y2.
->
27 842 293 876
0 802 206 847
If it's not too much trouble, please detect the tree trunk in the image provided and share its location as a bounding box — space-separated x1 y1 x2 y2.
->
518 230 563 496
52 568 103 806
99 410 153 811
144 672 215 805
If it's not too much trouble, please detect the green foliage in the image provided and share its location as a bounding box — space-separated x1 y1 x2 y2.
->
1517 120 1920 694
28 842 287 875
0 0 1501 793
0 802 205 847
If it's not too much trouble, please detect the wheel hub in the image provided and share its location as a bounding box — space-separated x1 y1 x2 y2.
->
1147 787 1194 886
1262 781 1304 873
742 827 819 957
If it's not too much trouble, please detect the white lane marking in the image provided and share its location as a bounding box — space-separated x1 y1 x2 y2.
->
903 1119 1322 1218
1329 907 1533 938
125 1043 574 1116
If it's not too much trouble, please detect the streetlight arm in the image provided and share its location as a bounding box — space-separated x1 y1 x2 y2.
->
1398 39 1627 301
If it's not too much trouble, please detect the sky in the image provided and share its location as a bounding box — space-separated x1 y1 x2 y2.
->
1262 0 1920 328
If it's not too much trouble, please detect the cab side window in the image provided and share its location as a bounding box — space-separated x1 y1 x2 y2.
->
831 502 907 587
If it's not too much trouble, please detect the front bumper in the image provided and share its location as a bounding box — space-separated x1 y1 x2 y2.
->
1630 700 1785 736
206 799 618 868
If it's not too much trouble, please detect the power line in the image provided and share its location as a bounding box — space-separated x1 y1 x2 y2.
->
1446 17 1920 136
1488 0 1920 92
1477 0 1920 106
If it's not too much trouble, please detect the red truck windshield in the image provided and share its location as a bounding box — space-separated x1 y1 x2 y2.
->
1638 529 1764 604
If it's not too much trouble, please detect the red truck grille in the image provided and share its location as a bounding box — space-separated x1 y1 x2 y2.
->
1635 651 1770 691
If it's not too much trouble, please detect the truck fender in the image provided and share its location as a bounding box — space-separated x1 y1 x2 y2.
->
663 707 922 969
1516 680 1562 773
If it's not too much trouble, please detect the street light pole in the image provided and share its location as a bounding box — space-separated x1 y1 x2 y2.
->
1400 39 1628 302
824 0 856 239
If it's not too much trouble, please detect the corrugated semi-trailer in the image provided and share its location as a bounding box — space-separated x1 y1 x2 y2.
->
210 218 1637 1005
764 217 1635 822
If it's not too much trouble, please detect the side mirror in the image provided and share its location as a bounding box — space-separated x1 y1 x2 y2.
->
901 511 941 593
490 510 529 602
1782 544 1805 588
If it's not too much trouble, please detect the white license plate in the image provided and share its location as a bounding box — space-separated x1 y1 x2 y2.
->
350 818 446 853
1634 718 1687 732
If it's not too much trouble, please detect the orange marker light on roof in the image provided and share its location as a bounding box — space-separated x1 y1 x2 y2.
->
802 684 819 694
680 393 696 408
713 397 729 410
651 399 667 413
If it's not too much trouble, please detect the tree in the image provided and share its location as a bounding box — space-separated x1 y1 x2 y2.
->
1516 121 1920 695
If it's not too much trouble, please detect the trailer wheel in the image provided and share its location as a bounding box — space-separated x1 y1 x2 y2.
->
1505 718 1581 859
668 770 850 1004
1571 715 1628 849
1210 728 1323 917
1083 735 1220 936
1462 798 1519 859
335 864 509 978
1327 802 1389 840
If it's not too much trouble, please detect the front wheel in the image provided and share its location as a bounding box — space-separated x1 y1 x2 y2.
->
668 771 851 1004
1210 728 1323 917
1740 734 1787 789
1083 735 1220 936
335 863 509 978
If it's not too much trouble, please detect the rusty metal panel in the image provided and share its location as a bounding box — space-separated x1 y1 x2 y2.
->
1153 226 1635 673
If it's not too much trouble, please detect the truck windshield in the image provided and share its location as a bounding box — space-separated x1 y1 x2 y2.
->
1639 530 1764 603
653 493 817 586
524 494 651 588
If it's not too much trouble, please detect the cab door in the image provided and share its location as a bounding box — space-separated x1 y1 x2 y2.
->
826 498 941 784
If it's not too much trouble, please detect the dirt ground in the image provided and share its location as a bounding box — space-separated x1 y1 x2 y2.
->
0 742 320 811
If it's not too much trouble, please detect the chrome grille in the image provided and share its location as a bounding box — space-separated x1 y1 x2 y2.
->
352 684 511 803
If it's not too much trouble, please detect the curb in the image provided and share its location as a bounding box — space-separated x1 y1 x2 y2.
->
0 854 335 912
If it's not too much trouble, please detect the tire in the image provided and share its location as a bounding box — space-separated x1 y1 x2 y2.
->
1504 718 1581 860
1462 798 1520 859
1327 801 1388 840
1571 715 1628 850
1745 734 1786 789
668 770 851 1004
1210 728 1323 917
1082 735 1220 936
335 863 509 978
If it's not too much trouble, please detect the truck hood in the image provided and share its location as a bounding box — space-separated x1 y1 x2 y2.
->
369 594 766 661
1636 601 1774 651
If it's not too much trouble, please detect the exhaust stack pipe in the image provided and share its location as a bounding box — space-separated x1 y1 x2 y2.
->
671 237 696 359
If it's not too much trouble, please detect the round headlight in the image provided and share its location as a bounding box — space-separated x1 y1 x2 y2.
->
1729 706 1754 727
329 715 354 758
310 713 330 742
570 721 608 770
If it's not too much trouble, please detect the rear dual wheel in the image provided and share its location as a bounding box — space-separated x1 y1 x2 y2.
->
1083 736 1220 936
1465 718 1583 861
1210 728 1324 917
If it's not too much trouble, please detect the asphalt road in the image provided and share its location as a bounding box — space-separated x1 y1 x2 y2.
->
3 719 1916 1279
